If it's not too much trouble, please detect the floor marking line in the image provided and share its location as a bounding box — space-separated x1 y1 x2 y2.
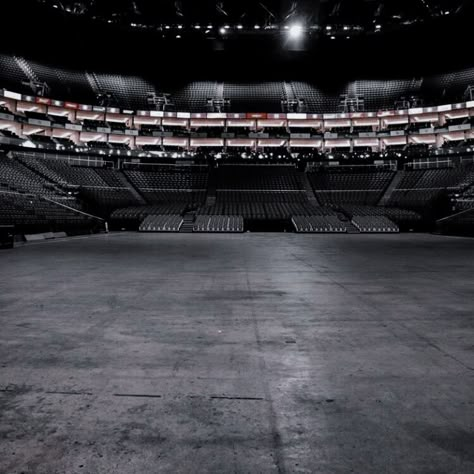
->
113 393 162 398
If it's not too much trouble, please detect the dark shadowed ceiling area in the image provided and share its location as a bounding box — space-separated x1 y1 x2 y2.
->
33 0 468 30
1 0 473 83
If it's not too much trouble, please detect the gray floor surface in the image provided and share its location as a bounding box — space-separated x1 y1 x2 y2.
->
0 232 473 474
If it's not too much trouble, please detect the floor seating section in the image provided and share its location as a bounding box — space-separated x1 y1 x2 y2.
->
139 215 183 232
292 215 347 233
341 205 421 228
351 216 399 233
193 215 244 233
110 204 187 228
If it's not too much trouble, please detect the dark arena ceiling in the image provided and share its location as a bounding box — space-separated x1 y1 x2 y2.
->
33 0 468 32
1 0 473 81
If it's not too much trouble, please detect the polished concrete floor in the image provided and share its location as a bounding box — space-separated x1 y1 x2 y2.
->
0 232 473 474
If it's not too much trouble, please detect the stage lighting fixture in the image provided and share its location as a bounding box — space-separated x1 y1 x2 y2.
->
288 24 303 39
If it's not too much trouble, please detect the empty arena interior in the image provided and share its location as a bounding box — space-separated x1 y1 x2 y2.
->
1 1 474 473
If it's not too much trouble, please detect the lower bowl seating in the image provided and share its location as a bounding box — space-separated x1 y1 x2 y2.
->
193 215 244 233
139 215 184 232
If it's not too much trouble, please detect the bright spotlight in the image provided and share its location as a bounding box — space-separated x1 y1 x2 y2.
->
288 24 304 39
219 27 226 34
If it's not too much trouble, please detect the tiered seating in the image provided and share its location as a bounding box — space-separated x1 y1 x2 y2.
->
124 166 208 206
0 155 59 195
351 216 399 233
139 215 183 232
355 79 421 112
292 215 346 233
193 215 244 233
309 171 394 206
290 82 340 113
0 130 20 139
41 159 108 186
93 73 156 109
2 52 474 112
0 191 95 232
14 152 69 185
25 111 50 121
342 205 421 228
173 82 219 112
0 54 30 93
53 137 75 148
456 184 474 211
48 115 71 125
26 59 78 101
54 69 97 104
388 168 474 210
200 164 317 219
29 135 56 147
110 204 186 227
223 82 284 112
10 154 142 216
83 119 108 130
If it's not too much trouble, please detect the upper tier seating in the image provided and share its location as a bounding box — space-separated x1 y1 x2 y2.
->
173 82 219 112
93 73 156 110
2 53 474 112
223 82 285 113
0 54 31 94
